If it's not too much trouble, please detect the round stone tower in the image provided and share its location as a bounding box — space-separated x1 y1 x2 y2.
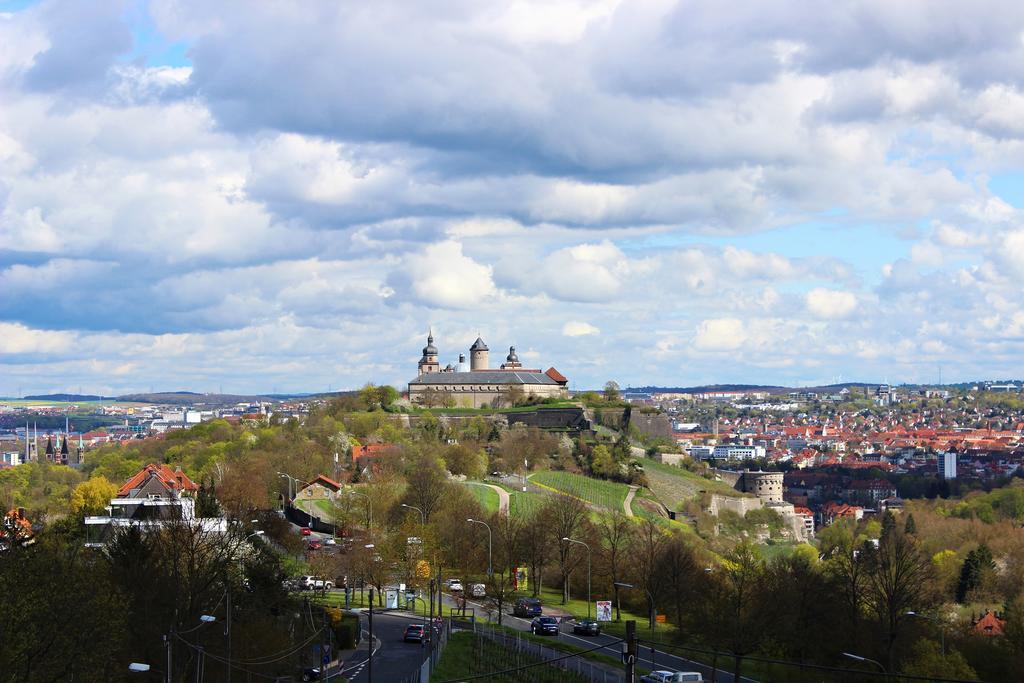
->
469 336 489 371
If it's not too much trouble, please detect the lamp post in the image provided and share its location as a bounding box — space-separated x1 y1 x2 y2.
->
906 611 945 656
843 651 884 671
614 581 656 631
466 518 492 576
277 472 300 502
401 503 426 526
562 537 592 620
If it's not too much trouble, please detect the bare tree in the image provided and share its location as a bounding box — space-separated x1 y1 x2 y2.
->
598 511 634 620
486 511 526 625
546 494 589 604
630 518 669 629
521 509 552 598
865 531 935 670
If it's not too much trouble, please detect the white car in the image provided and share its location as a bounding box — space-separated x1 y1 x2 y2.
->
447 579 463 592
324 538 337 546
641 672 703 683
470 583 486 598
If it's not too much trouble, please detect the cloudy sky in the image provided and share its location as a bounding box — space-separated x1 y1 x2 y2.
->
3 0 1024 395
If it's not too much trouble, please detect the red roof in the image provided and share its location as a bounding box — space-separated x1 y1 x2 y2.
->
545 367 568 383
974 611 1005 636
307 474 341 492
117 463 199 497
352 443 392 461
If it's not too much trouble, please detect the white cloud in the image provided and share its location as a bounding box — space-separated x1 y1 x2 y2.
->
562 321 600 337
693 318 745 351
805 288 857 319
404 241 497 309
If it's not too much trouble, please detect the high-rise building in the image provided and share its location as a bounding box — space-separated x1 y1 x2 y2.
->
938 451 957 479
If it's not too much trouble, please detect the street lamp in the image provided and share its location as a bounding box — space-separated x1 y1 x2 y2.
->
466 519 492 576
562 537 592 620
615 581 656 631
906 611 945 656
128 663 151 673
277 472 298 502
401 503 426 525
842 652 886 674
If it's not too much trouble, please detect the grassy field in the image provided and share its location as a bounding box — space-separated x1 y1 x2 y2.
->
464 481 500 515
528 471 630 511
508 488 546 518
642 458 745 511
431 630 591 683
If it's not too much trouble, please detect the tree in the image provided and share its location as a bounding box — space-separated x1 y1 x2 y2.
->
403 456 450 522
902 639 978 680
597 512 634 621
630 518 669 629
445 443 487 479
865 531 934 670
703 541 767 683
69 476 118 515
544 494 589 605
904 512 917 535
956 544 995 603
590 444 615 478
521 509 552 598
603 381 621 402
880 510 897 540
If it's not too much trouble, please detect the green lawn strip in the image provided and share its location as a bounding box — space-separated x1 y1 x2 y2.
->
463 481 500 515
483 621 631 672
432 631 590 683
529 471 630 510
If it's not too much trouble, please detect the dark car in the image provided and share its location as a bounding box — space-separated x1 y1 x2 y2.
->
531 616 559 635
513 597 542 617
572 618 601 636
403 624 425 643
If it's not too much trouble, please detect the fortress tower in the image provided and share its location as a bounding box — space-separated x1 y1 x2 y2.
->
470 336 489 371
417 330 440 375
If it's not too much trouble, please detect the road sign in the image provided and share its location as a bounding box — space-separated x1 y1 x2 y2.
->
596 601 612 622
655 614 667 623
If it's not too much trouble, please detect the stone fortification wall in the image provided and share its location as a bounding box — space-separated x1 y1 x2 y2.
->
708 494 763 517
629 410 672 440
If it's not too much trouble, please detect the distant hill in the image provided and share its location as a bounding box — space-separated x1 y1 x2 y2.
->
23 393 110 402
626 384 787 394
114 392 272 406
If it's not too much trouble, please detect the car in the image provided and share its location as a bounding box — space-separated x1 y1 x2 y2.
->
446 579 463 592
300 527 312 536
403 624 425 643
531 616 559 635
301 667 321 681
470 583 486 598
572 618 601 636
513 597 542 617
324 538 337 545
641 671 704 683
298 576 333 591
307 539 323 551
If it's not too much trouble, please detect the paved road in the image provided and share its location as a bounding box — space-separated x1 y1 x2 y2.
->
623 485 638 517
440 592 758 683
341 610 432 682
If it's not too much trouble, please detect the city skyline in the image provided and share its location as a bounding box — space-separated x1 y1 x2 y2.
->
4 1 1024 394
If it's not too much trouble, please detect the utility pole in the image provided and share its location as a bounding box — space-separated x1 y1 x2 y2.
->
226 586 232 683
368 588 374 683
164 633 172 683
624 620 637 683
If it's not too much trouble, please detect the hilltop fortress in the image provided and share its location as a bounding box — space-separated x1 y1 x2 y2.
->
408 331 569 408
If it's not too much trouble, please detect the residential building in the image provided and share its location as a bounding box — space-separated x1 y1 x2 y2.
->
938 451 957 479
84 463 226 547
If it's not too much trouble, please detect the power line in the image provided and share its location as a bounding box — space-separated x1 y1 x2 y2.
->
637 639 983 683
437 637 623 682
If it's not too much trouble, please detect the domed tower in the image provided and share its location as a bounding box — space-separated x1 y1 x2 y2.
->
502 345 522 370
417 330 440 375
469 336 489 371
